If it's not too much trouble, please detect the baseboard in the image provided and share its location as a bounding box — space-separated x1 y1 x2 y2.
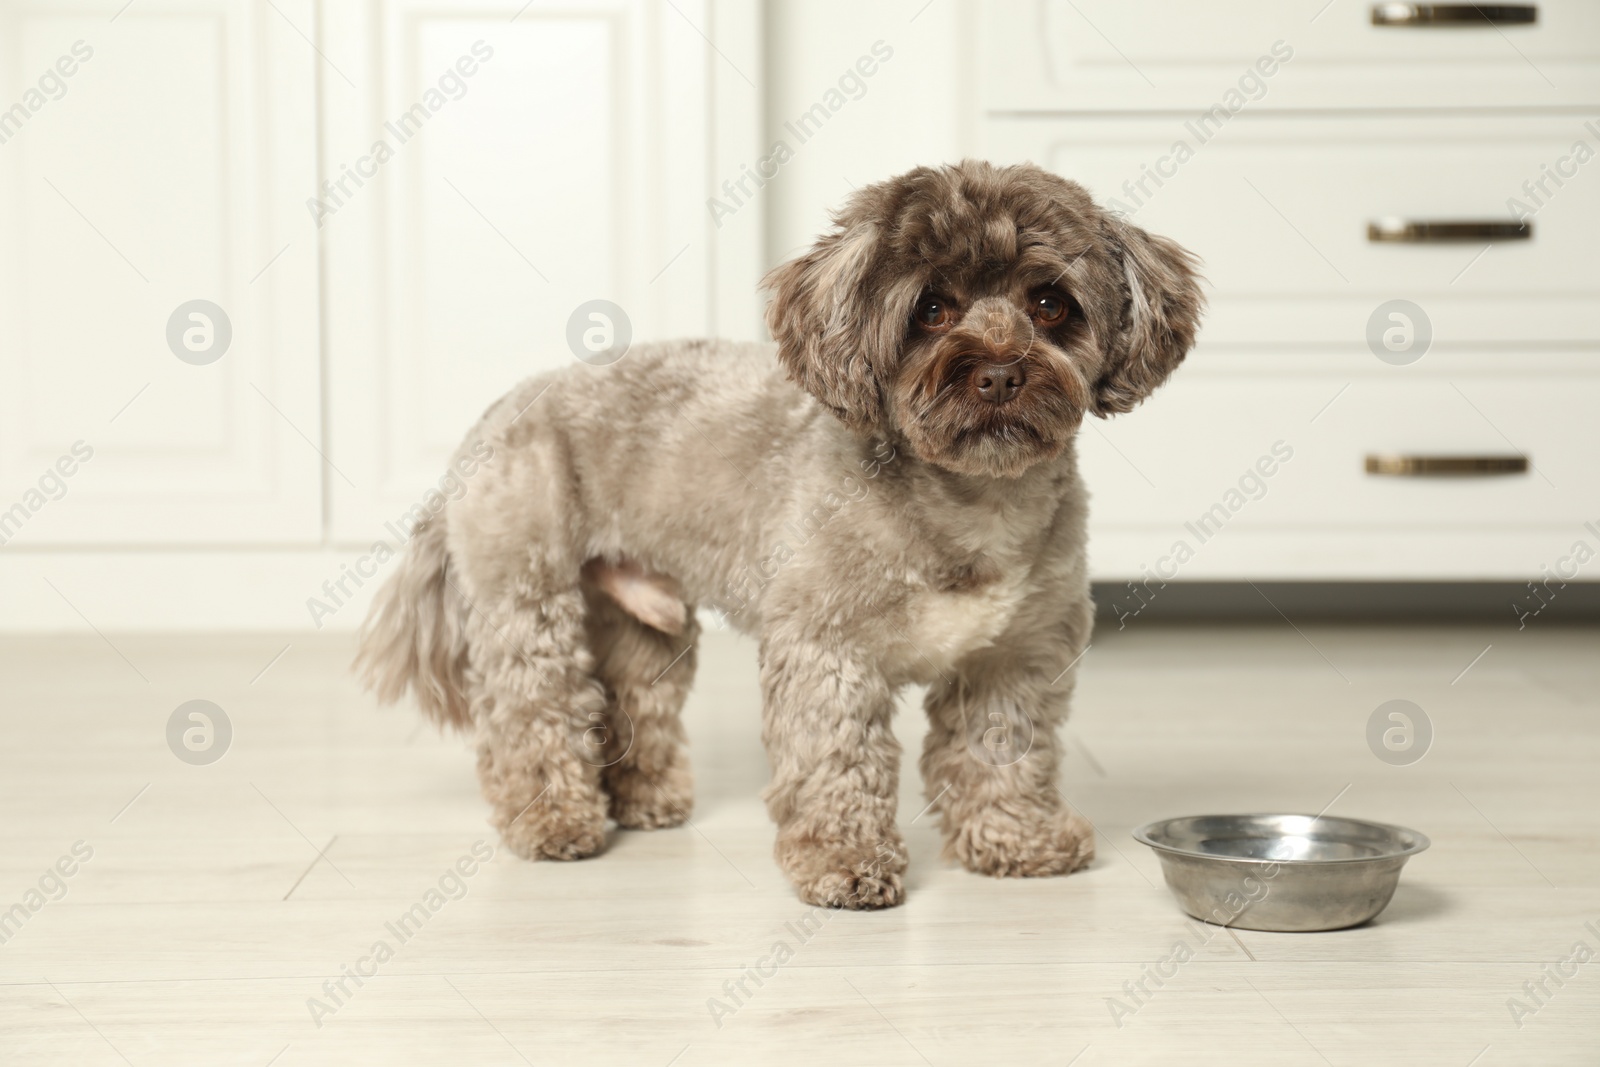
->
1092 580 1600 625
4 550 1595 631
0 550 385 632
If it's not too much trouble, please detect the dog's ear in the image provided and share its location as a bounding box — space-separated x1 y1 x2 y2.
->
1093 217 1204 416
762 220 889 434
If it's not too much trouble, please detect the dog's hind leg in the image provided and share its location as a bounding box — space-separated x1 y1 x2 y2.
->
584 582 698 829
465 577 612 862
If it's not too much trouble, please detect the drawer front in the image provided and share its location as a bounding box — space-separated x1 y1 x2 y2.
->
982 0 1600 111
1079 354 1600 536
986 114 1599 346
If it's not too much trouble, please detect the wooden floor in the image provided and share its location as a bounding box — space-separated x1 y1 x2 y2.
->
2 621 1596 1065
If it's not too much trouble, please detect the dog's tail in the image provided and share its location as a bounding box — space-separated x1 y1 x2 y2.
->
354 514 472 730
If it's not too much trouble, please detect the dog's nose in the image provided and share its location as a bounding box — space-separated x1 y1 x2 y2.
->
973 361 1025 404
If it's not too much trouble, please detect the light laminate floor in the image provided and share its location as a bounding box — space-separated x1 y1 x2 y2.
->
1 622 1596 1065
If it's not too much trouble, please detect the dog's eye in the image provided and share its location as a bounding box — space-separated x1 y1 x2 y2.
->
915 295 954 330
1030 290 1070 327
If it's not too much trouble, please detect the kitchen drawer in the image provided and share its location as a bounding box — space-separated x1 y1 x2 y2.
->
982 0 1600 112
1079 353 1600 536
987 114 1599 346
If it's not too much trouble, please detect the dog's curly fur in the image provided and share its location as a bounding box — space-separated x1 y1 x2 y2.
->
356 160 1203 909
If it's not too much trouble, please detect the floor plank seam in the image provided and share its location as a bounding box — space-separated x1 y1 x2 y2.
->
282 836 338 901
1227 928 1257 961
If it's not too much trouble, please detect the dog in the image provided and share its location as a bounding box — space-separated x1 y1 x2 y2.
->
356 160 1203 910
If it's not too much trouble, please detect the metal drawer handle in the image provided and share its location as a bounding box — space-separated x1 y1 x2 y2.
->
1372 4 1537 26
1365 454 1529 476
1368 218 1531 242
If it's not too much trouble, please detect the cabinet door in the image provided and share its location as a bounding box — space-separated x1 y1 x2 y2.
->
0 0 322 545
322 0 718 543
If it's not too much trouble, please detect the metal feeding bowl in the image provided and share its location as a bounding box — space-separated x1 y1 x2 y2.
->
1133 813 1430 933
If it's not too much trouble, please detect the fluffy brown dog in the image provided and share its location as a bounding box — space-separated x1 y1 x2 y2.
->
357 160 1203 909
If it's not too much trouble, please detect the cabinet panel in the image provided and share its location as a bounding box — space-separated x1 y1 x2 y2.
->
323 0 714 543
0 0 321 545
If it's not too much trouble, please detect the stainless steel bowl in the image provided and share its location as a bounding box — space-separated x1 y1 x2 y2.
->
1133 813 1430 932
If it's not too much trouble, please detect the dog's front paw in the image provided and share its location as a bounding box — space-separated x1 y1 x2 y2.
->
950 806 1094 878
778 833 908 910
607 760 693 830
798 865 904 910
496 796 608 862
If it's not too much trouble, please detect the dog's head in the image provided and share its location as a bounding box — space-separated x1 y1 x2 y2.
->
763 160 1204 478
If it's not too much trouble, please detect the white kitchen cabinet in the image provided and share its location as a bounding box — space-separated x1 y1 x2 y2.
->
978 0 1600 580
4 0 1589 628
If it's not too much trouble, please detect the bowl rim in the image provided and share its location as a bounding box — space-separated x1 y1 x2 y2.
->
1132 812 1431 866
